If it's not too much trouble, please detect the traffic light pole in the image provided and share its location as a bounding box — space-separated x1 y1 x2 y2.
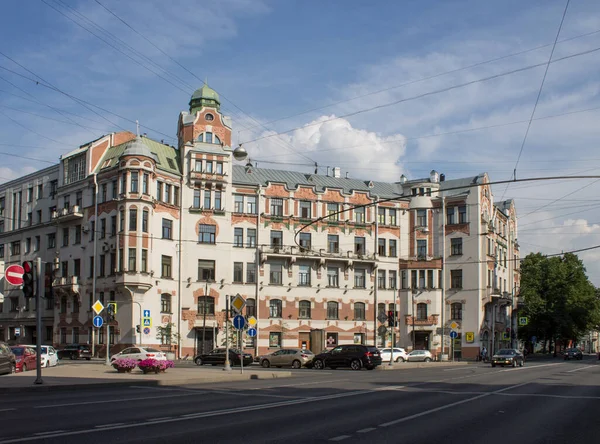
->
223 295 231 371
34 257 43 385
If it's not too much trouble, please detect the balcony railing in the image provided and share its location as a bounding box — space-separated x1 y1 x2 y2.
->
51 205 83 222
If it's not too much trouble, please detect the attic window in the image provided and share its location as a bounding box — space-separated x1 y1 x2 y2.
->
167 158 176 169
151 153 160 165
101 159 112 169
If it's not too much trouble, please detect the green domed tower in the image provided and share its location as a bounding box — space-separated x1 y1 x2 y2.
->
189 83 220 114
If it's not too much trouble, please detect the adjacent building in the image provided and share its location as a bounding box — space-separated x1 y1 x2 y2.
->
0 86 520 360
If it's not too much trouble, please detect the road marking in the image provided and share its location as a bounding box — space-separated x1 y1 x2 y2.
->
357 428 377 433
32 431 65 436
34 393 198 408
329 436 351 441
94 423 125 428
145 417 172 421
0 409 16 412
378 382 529 428
565 365 596 373
443 367 478 372
495 392 600 400
246 378 348 390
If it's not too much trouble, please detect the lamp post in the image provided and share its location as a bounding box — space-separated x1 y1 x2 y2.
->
202 279 209 355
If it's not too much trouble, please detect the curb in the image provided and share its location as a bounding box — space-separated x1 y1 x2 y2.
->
377 362 469 370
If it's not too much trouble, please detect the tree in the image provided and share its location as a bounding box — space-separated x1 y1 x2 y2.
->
518 253 600 355
155 322 181 353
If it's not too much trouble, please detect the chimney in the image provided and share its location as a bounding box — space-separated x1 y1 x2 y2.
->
430 170 439 183
345 172 349 179
399 174 408 184
440 173 446 182
332 167 341 178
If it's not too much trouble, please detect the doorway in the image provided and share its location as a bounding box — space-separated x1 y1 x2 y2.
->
415 331 430 350
196 328 214 355
299 332 310 351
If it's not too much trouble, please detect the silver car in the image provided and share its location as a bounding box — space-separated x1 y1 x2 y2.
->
407 350 433 362
259 348 314 369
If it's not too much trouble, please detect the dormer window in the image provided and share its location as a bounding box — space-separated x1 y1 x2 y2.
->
198 132 222 145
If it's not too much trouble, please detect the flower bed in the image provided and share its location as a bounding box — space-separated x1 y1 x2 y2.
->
138 358 175 374
112 358 138 373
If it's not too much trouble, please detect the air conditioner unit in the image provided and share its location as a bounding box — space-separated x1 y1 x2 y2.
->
81 224 89 233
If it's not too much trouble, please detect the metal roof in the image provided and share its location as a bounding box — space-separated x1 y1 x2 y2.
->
95 136 180 175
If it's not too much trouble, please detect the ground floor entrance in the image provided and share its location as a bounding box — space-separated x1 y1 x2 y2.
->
196 327 215 356
298 332 310 351
414 331 431 350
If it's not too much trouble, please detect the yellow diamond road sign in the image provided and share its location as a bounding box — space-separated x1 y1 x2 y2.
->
231 294 246 313
450 321 459 330
92 300 105 315
248 316 257 327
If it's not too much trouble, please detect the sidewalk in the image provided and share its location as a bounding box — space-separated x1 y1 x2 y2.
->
0 364 293 394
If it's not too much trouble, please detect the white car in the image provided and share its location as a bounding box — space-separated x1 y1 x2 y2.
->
380 348 409 363
23 345 59 367
110 346 167 363
407 350 433 362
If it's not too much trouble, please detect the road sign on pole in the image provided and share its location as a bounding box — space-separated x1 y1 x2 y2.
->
143 327 151 335
92 300 104 315
450 330 458 339
519 316 528 326
93 316 104 328
233 314 246 330
377 311 388 324
231 294 246 313
247 316 257 327
5 264 24 286
143 309 151 318
247 327 257 337
142 317 152 327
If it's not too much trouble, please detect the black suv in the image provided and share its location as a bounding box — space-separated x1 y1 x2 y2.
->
564 348 583 360
311 345 382 370
57 344 92 360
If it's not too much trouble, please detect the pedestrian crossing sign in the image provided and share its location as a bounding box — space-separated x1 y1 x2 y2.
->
142 317 152 327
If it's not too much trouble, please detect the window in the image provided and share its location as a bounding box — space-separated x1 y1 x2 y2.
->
47 233 56 249
129 209 138 231
164 184 171 204
411 270 418 288
161 294 172 313
389 239 397 257
61 227 69 246
199 224 216 243
119 249 123 272
417 240 427 258
90 221 95 241
246 262 256 283
63 195 70 209
121 173 127 195
269 299 282 318
354 207 365 223
354 269 366 288
378 270 386 289
417 303 428 320
269 332 282 348
63 153 86 185
378 207 385 224
419 270 426 288
389 209 397 225
327 203 339 220
214 190 221 210
458 206 467 224
197 296 215 315
246 195 257 214
72 296 80 314
417 209 427 227
234 228 244 247
299 300 311 319
34 236 40 252
141 210 148 233
162 218 172 239
203 186 211 209
99 254 105 276
25 238 31 254
161 255 172 278
216 162 223 174
128 248 136 271
141 250 147 273
427 270 434 288
299 201 311 218
327 333 338 348
325 235 338 254
327 301 339 319
143 173 149 194
193 189 201 208
271 198 283 216
99 218 106 239
354 237 365 255
233 262 243 283
131 171 139 193
299 232 311 251
327 267 339 287
354 302 366 321
447 207 455 225
389 270 397 289
451 238 463 255
119 209 125 231
50 180 58 197
37 184 43 199
451 270 463 289
72 258 81 278
27 211 32 226
270 230 283 248
244 298 256 317
37 210 42 224
198 259 215 281
234 195 244 213
247 228 256 248
111 181 117 200
298 264 311 286
451 303 462 320
378 238 386 256
270 263 283 285
156 181 162 201
205 161 213 173
61 260 68 279
27 187 33 202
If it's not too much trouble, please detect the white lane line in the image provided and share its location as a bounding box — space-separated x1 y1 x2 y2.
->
32 431 65 436
565 365 596 373
34 393 198 408
145 417 172 421
495 392 600 400
0 409 16 412
443 367 478 372
246 378 348 390
94 423 125 428
357 428 377 433
378 382 529 428
329 436 351 441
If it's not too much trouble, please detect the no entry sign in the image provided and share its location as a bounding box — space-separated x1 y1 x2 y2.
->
5 265 24 286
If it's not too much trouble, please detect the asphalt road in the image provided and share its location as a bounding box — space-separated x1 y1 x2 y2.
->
1 357 599 443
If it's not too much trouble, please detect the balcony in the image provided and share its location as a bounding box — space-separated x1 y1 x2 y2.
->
405 314 439 326
399 257 442 270
52 275 80 295
114 272 153 290
189 170 227 184
52 205 83 223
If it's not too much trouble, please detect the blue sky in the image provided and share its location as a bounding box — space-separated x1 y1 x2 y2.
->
2 0 600 282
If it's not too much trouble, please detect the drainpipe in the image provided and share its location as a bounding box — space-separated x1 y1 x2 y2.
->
91 173 98 357
177 176 183 359
254 186 261 357
373 198 379 346
440 195 446 361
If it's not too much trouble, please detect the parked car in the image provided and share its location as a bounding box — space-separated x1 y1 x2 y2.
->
110 346 167 363
194 348 253 367
0 342 16 375
491 348 525 367
259 348 314 369
57 344 92 360
406 350 433 362
23 345 59 367
563 348 583 360
311 344 382 370
10 346 37 372
380 348 409 363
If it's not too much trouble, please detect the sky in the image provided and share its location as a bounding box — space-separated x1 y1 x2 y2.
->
1 0 600 284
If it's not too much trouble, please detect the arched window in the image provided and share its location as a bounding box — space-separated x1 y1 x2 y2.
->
245 298 256 317
215 134 221 145
269 299 282 318
377 302 386 317
161 294 172 313
354 302 366 321
197 296 214 315
299 300 311 319
327 301 339 319
197 133 203 143
416 303 428 320
205 132 213 144
72 296 80 313
451 303 462 320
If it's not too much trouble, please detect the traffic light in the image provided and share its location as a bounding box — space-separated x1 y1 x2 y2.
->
22 261 35 298
387 311 395 327
136 325 140 333
107 302 117 321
